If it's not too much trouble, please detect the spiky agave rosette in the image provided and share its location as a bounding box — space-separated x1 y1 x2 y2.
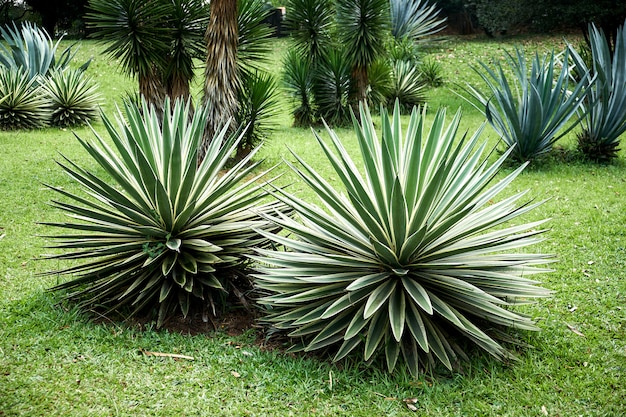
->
253 103 554 375
43 98 284 326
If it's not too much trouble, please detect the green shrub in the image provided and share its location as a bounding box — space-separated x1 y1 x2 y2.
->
419 57 444 87
236 70 279 160
254 103 553 375
386 60 427 112
312 49 353 126
282 49 315 127
44 98 284 326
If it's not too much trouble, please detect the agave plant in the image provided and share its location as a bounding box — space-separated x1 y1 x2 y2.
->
569 23 626 162
0 67 50 130
253 103 553 375
389 0 446 41
0 22 89 82
387 60 427 112
43 69 100 127
43 98 283 326
465 47 589 162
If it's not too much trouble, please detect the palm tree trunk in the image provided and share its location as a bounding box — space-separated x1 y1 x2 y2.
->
201 0 239 162
352 65 369 105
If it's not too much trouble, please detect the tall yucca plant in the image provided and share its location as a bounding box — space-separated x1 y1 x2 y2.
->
43 69 100 127
336 0 390 103
284 0 334 62
569 22 626 162
43 98 282 326
465 47 589 162
254 103 553 375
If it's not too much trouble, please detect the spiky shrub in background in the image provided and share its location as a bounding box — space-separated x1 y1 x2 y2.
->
284 0 334 62
386 60 427 112
283 49 315 127
254 103 553 375
0 68 50 130
43 69 100 127
465 47 588 163
236 70 279 161
389 0 446 41
0 22 90 82
44 98 283 326
569 22 626 162
313 49 353 127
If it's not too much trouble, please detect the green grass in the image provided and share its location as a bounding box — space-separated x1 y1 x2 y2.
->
1 35 625 416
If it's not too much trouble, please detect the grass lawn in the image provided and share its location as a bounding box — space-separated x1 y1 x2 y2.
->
0 34 625 416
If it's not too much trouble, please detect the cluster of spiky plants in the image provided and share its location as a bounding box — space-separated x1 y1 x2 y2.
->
44 98 285 326
569 22 626 162
282 0 444 126
253 103 553 375
0 67 49 130
43 69 100 127
0 22 97 130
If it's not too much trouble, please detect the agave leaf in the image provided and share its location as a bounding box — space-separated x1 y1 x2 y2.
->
388 287 406 342
333 335 362 362
363 280 396 319
364 309 387 361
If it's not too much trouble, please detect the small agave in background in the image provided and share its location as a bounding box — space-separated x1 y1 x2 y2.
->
253 102 554 375
43 98 285 327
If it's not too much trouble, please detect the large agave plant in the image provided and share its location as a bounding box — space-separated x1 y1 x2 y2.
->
0 22 89 82
43 98 283 326
389 0 446 41
465 47 588 162
253 103 553 375
569 23 626 162
43 69 100 127
0 67 50 130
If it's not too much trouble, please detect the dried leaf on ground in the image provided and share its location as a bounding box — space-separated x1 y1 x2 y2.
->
141 350 194 360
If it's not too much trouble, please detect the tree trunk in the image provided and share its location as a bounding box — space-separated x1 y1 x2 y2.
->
167 74 192 104
139 64 166 114
201 0 239 162
351 65 368 111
